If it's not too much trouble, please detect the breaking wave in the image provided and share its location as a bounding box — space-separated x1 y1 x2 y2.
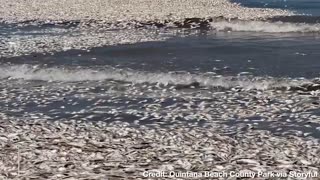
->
0 64 312 90
146 17 320 33
210 20 320 33
8 16 320 34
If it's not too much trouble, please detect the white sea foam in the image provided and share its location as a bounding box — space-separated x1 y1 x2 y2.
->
210 20 320 33
0 65 309 90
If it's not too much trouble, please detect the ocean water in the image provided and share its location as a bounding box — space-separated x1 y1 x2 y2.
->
1 1 320 137
2 31 320 78
233 0 320 16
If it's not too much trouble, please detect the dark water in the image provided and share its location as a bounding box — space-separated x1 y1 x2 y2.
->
233 0 320 16
2 31 320 78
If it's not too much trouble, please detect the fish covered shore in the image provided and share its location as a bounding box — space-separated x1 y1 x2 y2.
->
0 0 320 179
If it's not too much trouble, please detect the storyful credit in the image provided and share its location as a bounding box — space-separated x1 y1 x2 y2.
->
143 170 318 178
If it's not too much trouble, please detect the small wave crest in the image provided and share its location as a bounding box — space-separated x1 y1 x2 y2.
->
210 20 320 33
6 16 320 34
0 64 311 90
70 18 320 33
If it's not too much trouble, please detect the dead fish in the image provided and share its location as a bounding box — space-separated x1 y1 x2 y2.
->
175 82 201 90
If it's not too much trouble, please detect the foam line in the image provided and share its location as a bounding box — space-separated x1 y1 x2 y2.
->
0 65 310 90
210 20 320 33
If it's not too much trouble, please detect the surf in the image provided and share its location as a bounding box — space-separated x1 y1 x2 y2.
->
0 64 315 91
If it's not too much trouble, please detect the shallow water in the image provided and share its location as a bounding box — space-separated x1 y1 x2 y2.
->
2 30 320 78
233 0 320 16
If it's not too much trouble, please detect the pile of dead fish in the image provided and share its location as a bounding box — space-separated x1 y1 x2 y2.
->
0 117 319 179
